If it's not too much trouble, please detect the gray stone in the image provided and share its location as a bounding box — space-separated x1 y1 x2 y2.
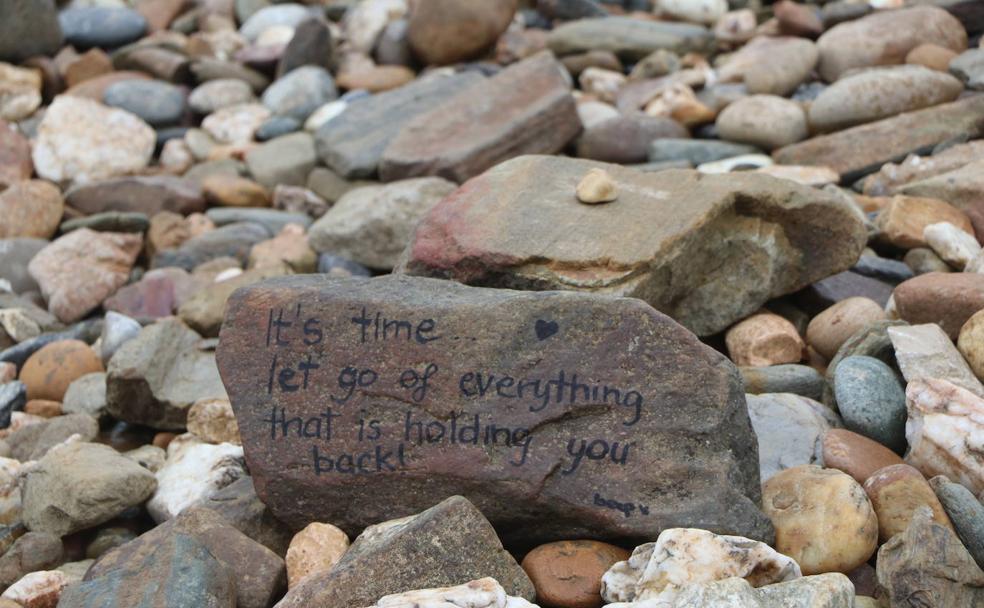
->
22 441 157 537
205 208 312 233
0 319 102 370
255 116 300 141
950 48 984 90
261 66 337 122
60 212 149 235
198 476 294 556
64 176 204 217
0 382 24 428
316 72 483 179
876 506 984 608
152 222 271 271
400 155 866 337
86 527 137 560
307 178 457 270
191 58 270 94
276 496 535 607
852 254 915 284
0 0 63 63
930 475 984 571
826 319 905 381
794 271 894 314
59 532 236 607
317 253 371 278
277 17 333 77
245 132 317 189
100 311 142 365
86 507 285 608
59 7 147 49
746 393 841 482
106 317 227 430
62 372 107 420
741 365 826 402
103 80 187 127
648 138 760 166
0 238 48 295
833 356 907 453
9 412 99 461
578 115 689 164
546 16 713 61
240 3 319 41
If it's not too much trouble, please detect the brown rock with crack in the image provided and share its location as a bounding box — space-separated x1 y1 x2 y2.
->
378 52 581 184
216 274 773 545
398 155 866 337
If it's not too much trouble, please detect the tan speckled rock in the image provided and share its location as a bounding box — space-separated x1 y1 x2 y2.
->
806 298 887 360
285 522 349 589
958 309 984 381
726 311 804 367
762 465 878 575
522 540 628 608
863 463 952 543
876 195 973 250
822 428 904 484
186 398 240 445
576 168 617 204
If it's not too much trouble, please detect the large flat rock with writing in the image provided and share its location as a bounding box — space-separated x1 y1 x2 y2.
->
216 275 773 545
378 52 581 184
773 95 984 182
399 155 866 337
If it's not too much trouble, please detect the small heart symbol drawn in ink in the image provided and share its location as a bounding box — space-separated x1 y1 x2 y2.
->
535 319 559 341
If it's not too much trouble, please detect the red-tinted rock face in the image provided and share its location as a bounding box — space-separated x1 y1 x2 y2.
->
216 274 773 546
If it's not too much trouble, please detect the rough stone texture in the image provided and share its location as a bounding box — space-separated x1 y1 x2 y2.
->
894 273 984 340
889 324 984 396
217 274 773 544
816 6 967 82
746 393 839 482
379 53 581 184
741 365 825 401
876 195 974 249
153 222 271 271
0 0 63 64
187 398 240 445
0 532 63 590
930 475 984 570
905 379 984 495
521 540 628 608
400 155 866 337
32 96 155 185
178 267 286 337
809 65 964 133
546 17 713 61
655 573 855 607
864 464 952 543
925 221 981 269
65 176 204 217
58 532 236 607
285 522 349 589
86 506 284 608
600 528 800 605
773 96 984 182
725 312 804 367
307 178 457 270
198 476 293 556
876 506 984 608
958 309 984 382
276 496 534 607
0 181 64 240
147 434 246 523
316 72 483 180
762 465 878 575
898 159 984 238
106 317 227 430
862 141 984 197
21 441 156 537
28 229 142 324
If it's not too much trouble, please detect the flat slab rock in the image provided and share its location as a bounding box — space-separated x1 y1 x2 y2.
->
399 155 866 337
216 274 773 546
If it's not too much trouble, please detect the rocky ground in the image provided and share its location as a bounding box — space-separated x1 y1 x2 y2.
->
1 0 984 606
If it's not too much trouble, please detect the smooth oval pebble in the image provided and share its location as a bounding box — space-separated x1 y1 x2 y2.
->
806 297 887 360
863 463 952 543
19 340 104 402
833 355 906 453
822 428 904 484
522 540 629 608
59 7 148 49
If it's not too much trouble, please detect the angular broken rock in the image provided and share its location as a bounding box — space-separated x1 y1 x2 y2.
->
276 496 535 607
600 528 801 605
362 578 535 608
216 274 773 544
378 53 581 184
315 72 483 179
398 155 866 336
773 95 984 183
106 317 227 429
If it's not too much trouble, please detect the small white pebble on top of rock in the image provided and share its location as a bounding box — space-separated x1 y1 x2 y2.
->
576 168 617 204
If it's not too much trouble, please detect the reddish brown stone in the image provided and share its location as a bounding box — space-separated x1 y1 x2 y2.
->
19 340 104 402
406 0 517 66
0 120 32 190
893 272 984 340
216 274 774 545
521 540 629 608
822 428 904 484
62 48 114 88
378 52 581 184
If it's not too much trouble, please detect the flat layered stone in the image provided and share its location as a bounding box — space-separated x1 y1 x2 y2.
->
773 95 984 183
399 155 866 336
65 176 204 217
216 274 773 545
546 17 713 61
315 72 483 179
379 53 581 184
